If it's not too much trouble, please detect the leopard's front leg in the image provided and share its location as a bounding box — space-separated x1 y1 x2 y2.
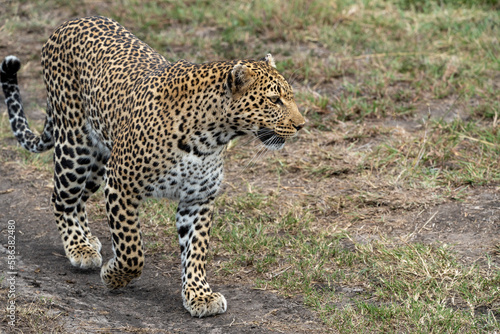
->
100 172 144 289
177 199 227 317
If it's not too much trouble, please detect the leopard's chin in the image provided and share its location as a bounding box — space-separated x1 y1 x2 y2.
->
257 128 285 150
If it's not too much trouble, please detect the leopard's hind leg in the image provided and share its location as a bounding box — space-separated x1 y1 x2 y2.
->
77 148 109 253
49 93 110 269
50 132 108 269
0 55 102 268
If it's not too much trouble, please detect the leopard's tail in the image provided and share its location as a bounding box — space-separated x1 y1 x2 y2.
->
1 56 54 153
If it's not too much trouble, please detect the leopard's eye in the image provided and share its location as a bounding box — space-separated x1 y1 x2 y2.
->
268 96 281 104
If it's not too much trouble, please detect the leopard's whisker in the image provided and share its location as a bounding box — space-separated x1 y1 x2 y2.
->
238 133 263 147
235 128 279 149
245 143 268 169
248 140 272 167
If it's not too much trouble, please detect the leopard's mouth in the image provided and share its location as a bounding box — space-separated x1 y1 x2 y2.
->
257 128 285 150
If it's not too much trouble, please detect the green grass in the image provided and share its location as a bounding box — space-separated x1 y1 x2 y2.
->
210 192 500 332
367 119 500 187
1 0 499 332
140 199 178 256
0 109 53 173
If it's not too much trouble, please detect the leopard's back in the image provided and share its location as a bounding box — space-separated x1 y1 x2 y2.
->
42 16 168 146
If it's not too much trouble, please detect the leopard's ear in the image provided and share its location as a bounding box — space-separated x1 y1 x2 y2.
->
264 53 276 68
227 64 256 97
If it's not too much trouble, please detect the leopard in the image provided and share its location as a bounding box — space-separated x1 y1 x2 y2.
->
0 16 305 317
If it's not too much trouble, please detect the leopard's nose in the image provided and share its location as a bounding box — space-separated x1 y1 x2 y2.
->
293 122 305 131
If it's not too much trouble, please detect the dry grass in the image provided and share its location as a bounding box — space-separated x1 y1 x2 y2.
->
0 290 66 333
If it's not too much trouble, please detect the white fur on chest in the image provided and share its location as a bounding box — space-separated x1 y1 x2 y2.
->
149 152 224 202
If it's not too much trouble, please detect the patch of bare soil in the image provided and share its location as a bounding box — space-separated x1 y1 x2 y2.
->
0 151 329 333
396 188 500 264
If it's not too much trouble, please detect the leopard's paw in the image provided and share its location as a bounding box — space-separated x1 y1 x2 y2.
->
184 292 227 317
87 235 102 253
66 243 102 269
100 258 141 290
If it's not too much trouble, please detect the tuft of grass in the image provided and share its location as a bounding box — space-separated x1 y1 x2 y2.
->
0 111 53 173
322 240 500 333
140 199 178 256
0 292 66 333
367 119 500 187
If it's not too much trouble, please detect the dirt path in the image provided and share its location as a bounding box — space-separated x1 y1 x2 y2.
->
0 155 328 333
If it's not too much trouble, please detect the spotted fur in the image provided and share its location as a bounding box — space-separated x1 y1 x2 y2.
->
1 16 305 317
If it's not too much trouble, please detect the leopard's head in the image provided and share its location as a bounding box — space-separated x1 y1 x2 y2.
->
226 54 305 150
